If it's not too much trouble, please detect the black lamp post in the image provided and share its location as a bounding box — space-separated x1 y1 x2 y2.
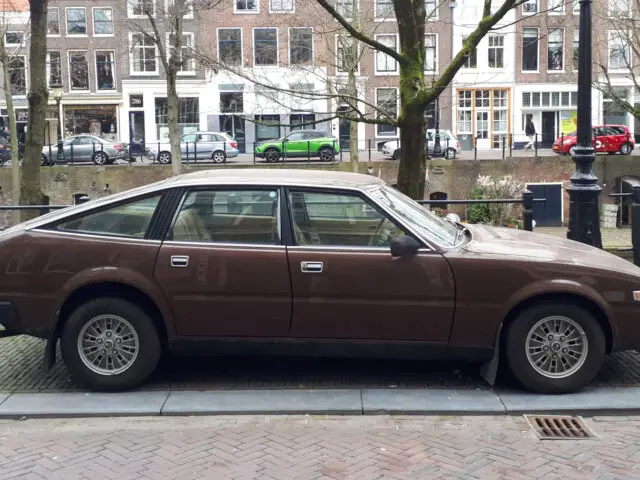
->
566 0 602 248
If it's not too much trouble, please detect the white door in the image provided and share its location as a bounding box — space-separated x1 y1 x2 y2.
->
476 112 490 149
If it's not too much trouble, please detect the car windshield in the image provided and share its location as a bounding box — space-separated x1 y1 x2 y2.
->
368 185 460 247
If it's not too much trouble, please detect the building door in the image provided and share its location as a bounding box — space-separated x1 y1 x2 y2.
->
527 183 563 227
220 115 246 153
337 106 350 149
129 111 145 155
475 112 489 149
541 112 556 148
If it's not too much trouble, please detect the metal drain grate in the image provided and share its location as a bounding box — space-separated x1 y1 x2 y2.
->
524 415 597 440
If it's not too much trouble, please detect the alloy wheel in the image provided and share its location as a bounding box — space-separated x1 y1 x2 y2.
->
212 151 226 163
319 148 334 162
158 152 172 164
93 152 107 165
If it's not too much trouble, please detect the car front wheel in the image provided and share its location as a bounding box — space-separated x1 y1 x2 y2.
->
265 148 281 163
504 302 605 393
61 297 161 392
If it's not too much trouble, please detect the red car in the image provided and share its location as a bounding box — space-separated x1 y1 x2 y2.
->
552 125 635 155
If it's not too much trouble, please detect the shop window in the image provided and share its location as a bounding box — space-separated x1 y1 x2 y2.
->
93 8 113 35
376 88 398 137
64 106 118 137
604 88 629 125
155 97 200 140
255 114 280 141
253 28 278 66
8 56 25 95
220 92 243 113
462 36 476 69
218 29 242 66
47 52 62 87
522 27 539 71
69 51 89 90
96 51 115 90
47 8 59 35
290 27 313 66
66 8 86 36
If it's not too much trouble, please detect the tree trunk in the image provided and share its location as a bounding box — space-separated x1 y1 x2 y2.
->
166 73 182 175
20 0 48 219
0 37 20 224
396 108 426 199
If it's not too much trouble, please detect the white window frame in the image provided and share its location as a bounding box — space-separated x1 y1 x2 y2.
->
288 27 314 66
457 90 473 135
522 0 537 14
46 51 62 88
335 35 360 75
128 0 157 18
374 33 398 75
65 7 87 37
67 50 90 92
47 7 60 37
547 28 565 73
269 0 295 13
4 31 24 47
216 27 243 66
164 0 194 19
487 34 504 69
92 7 114 37
548 0 564 14
425 0 438 20
234 0 260 14
8 55 27 96
252 27 279 67
572 29 579 72
608 31 630 72
424 33 438 74
129 32 159 75
166 32 196 76
522 27 539 73
95 50 117 91
335 0 356 20
375 87 399 137
374 0 395 20
609 0 631 17
572 0 580 14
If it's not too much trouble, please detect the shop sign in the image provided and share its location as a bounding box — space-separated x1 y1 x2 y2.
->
0 109 28 121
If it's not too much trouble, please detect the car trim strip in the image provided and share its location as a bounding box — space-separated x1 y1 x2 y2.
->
162 240 285 251
287 245 434 254
30 228 163 244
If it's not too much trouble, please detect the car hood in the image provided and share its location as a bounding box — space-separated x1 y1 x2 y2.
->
461 224 640 276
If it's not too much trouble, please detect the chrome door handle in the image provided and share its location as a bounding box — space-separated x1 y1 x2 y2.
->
171 255 189 268
301 261 323 273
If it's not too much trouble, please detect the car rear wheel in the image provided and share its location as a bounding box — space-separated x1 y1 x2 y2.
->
265 148 281 163
504 302 605 393
620 143 633 155
445 147 456 160
212 150 226 163
41 154 49 166
92 152 109 165
158 151 172 164
61 297 161 392
318 146 335 162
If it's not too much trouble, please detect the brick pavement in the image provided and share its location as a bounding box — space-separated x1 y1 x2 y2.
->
536 227 632 249
1 415 640 479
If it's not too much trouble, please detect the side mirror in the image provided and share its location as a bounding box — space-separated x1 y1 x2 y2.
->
390 236 421 258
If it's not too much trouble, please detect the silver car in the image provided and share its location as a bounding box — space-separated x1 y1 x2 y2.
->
381 130 460 160
149 131 240 164
42 135 127 165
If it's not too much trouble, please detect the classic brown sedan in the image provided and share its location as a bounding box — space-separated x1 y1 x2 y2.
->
0 169 638 393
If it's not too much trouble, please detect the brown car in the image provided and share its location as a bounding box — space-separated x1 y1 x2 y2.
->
0 169 638 393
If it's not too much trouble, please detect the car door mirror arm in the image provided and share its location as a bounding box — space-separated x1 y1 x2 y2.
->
390 236 421 258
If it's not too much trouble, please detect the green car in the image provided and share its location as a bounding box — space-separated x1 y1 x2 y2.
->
254 129 340 163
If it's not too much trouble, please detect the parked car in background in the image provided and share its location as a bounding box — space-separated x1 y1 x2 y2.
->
382 130 460 160
552 125 635 155
0 169 639 394
254 130 340 162
0 136 24 165
148 131 240 164
42 135 127 166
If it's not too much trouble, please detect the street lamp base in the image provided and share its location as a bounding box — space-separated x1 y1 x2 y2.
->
566 146 602 248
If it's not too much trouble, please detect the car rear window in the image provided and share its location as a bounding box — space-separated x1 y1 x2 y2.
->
606 126 626 135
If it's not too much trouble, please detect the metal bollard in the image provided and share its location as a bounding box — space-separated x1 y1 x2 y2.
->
522 189 534 231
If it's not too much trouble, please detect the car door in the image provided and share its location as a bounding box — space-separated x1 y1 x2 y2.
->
197 134 216 160
153 187 292 337
285 188 455 342
283 131 306 157
180 134 196 161
70 136 94 162
593 127 606 153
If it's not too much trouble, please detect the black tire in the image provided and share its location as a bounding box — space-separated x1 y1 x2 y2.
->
620 143 633 155
445 147 456 160
265 148 281 163
318 146 335 162
92 152 109 165
61 297 161 392
504 302 605 393
392 149 400 160
158 151 172 164
212 150 226 164
41 154 49 166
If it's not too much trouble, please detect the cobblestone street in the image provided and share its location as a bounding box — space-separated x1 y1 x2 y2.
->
1 414 640 479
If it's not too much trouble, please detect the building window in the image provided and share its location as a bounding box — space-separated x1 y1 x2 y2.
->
270 0 294 12
522 27 539 71
493 90 508 148
129 0 155 16
609 0 630 16
47 52 62 87
336 0 354 18
573 29 579 71
236 0 259 13
8 56 25 95
93 8 113 35
488 34 504 68
155 97 200 140
573 0 580 13
522 0 537 13
291 113 315 130
96 51 115 90
169 33 195 74
609 32 629 70
5 32 23 46
165 0 194 18
47 8 60 35
255 114 280 141
603 88 629 125
254 28 278 66
425 0 438 19
376 88 398 136
548 0 564 13
375 34 397 73
66 8 86 35
131 33 158 74
425 34 437 73
218 29 242 66
475 89 490 108
337 36 358 73
548 29 563 71
457 90 472 133
462 37 476 68
375 0 394 18
289 28 313 65
69 51 89 90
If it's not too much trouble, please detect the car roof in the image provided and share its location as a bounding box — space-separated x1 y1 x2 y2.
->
167 168 385 189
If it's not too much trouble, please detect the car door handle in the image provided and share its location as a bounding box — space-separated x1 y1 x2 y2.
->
171 255 189 268
301 261 323 273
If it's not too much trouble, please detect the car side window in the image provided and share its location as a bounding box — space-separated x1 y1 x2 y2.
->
170 189 280 245
74 136 93 145
288 190 405 247
182 134 197 143
287 132 305 141
53 195 162 238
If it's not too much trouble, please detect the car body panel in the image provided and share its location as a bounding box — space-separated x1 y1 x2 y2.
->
552 125 634 155
147 131 240 161
381 130 460 159
254 130 340 158
42 135 125 164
